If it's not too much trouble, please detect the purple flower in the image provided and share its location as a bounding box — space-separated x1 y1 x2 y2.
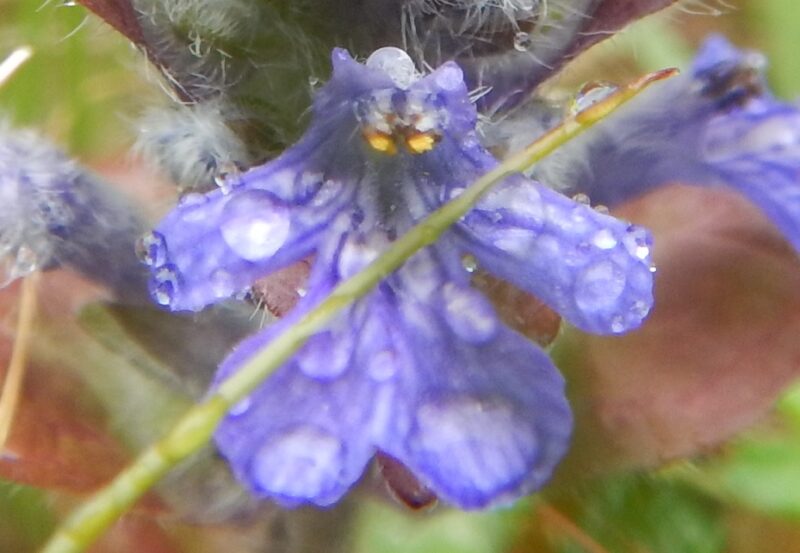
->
517 36 800 252
0 126 149 302
144 47 655 508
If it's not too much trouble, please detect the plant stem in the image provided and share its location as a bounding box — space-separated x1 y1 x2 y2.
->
40 67 675 553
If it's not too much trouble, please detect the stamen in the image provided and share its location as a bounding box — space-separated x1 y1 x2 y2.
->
406 132 438 154
364 130 398 155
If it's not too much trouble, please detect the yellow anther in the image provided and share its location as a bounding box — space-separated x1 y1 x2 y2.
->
364 131 398 155
405 132 437 154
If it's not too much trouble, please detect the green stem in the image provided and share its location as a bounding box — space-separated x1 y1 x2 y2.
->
40 68 675 553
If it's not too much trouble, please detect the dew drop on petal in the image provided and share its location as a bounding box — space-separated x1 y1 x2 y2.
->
571 193 591 205
574 260 626 313
297 330 353 379
434 64 465 91
366 47 419 89
591 228 617 250
220 190 291 261
623 226 651 260
251 426 345 500
135 230 167 267
461 254 478 273
228 396 251 417
442 283 498 344
179 193 207 207
13 245 39 276
412 397 536 494
150 263 181 306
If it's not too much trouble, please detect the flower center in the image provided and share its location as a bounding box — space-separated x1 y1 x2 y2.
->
355 88 447 156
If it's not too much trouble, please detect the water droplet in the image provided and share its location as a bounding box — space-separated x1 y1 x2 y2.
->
310 178 344 208
228 396 251 416
462 254 478 273
220 191 291 261
513 32 532 52
178 193 207 208
295 286 307 298
434 64 464 91
572 82 618 114
214 164 241 194
449 187 465 200
631 299 650 319
610 315 626 333
252 426 344 499
574 261 626 314
594 204 610 215
150 264 181 306
442 284 497 343
17 245 38 272
412 397 536 493
135 231 167 267
571 193 591 205
297 330 353 379
623 226 651 260
591 228 617 250
4 245 40 283
366 47 419 89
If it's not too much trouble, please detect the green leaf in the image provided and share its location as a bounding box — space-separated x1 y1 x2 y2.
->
0 480 56 551
556 474 725 553
354 500 523 553
713 438 800 519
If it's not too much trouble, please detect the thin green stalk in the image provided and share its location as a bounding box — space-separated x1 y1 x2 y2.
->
40 67 675 553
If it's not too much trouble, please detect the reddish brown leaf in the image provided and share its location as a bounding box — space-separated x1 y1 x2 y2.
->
473 270 562 347
555 185 800 478
252 259 312 317
0 353 130 493
77 0 144 46
0 273 162 514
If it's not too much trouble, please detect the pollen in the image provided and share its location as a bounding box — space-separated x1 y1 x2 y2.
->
406 132 437 154
364 130 398 155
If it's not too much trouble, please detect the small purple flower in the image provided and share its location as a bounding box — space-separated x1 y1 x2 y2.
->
145 47 655 508
0 126 149 302
523 36 800 252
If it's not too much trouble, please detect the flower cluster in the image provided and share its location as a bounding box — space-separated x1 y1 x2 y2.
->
142 46 656 508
